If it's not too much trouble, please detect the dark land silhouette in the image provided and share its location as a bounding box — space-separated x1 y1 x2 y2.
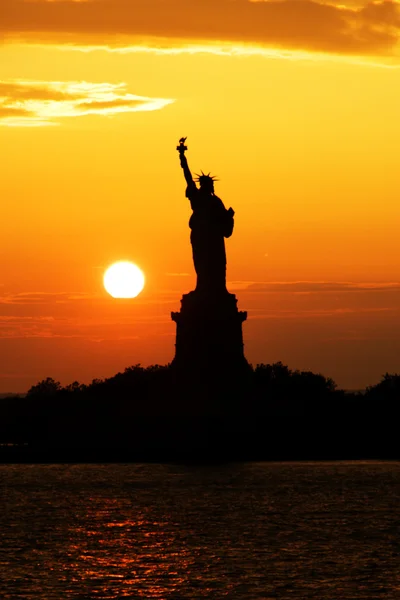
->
0 139 398 462
0 363 399 462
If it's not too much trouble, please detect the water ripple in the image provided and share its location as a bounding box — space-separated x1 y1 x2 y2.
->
0 462 399 599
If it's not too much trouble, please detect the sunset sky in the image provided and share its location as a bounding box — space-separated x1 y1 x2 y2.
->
2 0 400 391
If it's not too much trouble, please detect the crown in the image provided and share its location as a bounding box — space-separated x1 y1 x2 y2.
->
194 171 219 183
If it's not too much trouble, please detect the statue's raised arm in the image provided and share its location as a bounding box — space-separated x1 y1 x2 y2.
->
177 137 195 187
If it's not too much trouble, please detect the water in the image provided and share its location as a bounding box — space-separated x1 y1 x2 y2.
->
0 462 399 599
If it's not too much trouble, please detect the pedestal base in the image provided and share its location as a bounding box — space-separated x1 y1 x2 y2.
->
171 290 248 374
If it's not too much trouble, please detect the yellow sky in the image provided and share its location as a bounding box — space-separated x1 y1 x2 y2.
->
1 0 400 391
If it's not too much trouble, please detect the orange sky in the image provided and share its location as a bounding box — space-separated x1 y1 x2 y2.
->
1 0 400 391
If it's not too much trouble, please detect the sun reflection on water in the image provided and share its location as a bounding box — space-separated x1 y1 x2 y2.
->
1 463 399 599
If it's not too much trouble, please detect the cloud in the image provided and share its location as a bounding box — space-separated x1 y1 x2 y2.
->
2 0 400 57
0 79 174 127
0 291 98 304
247 306 397 319
0 106 34 118
0 315 58 339
238 281 400 293
0 298 172 338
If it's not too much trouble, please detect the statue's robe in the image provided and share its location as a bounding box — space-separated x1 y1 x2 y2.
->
186 182 234 293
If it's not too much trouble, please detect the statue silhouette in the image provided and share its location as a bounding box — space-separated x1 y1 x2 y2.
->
177 138 234 294
172 138 248 393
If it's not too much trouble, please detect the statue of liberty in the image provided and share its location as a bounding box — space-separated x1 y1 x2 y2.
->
177 138 235 294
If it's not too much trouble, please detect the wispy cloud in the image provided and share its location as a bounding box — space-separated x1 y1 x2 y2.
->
0 290 178 306
0 79 174 127
247 307 397 319
0 315 59 339
0 298 172 338
40 42 398 70
236 281 400 293
0 291 99 304
2 0 400 58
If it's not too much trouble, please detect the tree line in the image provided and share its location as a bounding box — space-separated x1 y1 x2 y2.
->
0 363 398 459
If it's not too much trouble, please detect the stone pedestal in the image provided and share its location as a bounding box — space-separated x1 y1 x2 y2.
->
171 290 248 374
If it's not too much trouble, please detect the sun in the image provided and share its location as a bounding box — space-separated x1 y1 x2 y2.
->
103 261 145 299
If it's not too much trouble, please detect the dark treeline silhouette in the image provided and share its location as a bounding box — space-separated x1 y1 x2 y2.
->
0 363 398 462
